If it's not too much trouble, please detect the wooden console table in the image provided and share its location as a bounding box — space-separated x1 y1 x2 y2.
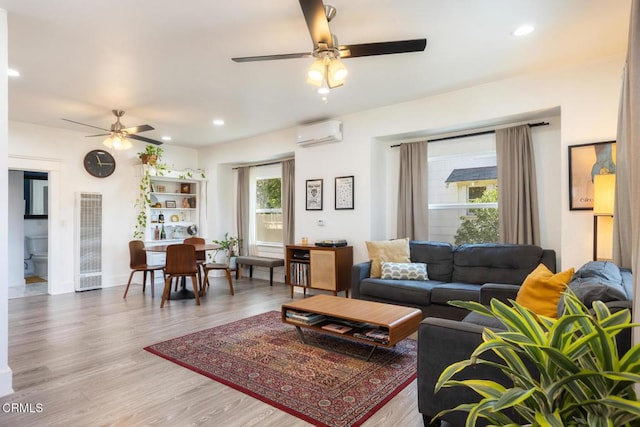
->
285 244 352 298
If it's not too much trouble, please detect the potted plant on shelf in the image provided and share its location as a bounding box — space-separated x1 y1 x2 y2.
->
435 292 640 426
212 233 240 268
138 144 164 165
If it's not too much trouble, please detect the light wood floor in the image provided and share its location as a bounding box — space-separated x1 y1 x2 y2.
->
1 277 424 427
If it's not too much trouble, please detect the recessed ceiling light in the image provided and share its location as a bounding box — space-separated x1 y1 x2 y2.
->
161 136 172 141
213 118 225 126
7 68 20 77
512 24 535 37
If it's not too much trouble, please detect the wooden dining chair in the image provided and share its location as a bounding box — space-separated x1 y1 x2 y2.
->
123 240 165 299
183 236 206 289
161 244 200 308
202 259 235 296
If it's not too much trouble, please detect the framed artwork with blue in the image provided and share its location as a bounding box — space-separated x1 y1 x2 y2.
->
568 141 616 210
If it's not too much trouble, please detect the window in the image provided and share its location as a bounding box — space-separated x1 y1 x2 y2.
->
250 164 283 245
428 134 499 245
468 186 486 202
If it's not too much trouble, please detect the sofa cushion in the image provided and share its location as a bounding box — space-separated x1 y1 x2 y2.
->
430 282 482 305
452 243 544 285
558 261 629 315
365 238 411 278
409 241 455 282
516 263 574 318
381 262 428 280
359 278 442 306
462 311 506 330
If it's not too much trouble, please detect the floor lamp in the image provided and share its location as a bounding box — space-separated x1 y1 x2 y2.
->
593 173 615 261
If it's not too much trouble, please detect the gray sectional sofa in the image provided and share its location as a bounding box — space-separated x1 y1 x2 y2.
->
352 241 556 320
418 261 634 426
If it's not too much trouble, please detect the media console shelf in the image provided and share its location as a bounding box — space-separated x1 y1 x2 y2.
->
285 244 353 298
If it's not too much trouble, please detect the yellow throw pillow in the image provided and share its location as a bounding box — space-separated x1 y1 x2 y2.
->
516 263 575 318
365 238 411 278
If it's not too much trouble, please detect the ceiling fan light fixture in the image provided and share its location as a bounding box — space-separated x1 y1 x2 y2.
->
306 59 325 85
104 133 131 150
327 58 347 85
317 85 330 95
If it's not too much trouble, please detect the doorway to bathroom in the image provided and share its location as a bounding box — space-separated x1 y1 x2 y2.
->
8 169 49 298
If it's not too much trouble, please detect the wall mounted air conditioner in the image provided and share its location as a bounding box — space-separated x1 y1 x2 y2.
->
296 120 343 147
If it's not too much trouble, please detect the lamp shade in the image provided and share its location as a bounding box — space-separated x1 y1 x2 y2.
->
306 59 325 86
593 174 615 215
327 58 347 87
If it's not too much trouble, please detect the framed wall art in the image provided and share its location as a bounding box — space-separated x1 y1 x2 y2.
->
165 200 177 208
568 141 616 210
335 175 354 210
306 179 323 210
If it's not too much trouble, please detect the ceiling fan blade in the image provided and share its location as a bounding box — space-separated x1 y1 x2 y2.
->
61 118 110 132
85 133 111 137
122 124 154 134
339 38 427 58
232 52 312 63
128 134 164 145
299 0 333 49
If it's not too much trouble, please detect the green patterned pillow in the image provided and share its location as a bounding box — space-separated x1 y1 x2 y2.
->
380 262 428 280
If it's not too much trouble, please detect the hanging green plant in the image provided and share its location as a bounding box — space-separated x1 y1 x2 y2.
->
133 146 167 239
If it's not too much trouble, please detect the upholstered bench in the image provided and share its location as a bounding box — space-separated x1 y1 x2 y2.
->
235 256 284 286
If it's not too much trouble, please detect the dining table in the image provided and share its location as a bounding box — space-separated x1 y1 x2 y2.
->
145 242 221 299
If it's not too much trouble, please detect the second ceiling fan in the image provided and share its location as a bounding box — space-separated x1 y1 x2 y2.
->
232 0 427 91
62 109 164 149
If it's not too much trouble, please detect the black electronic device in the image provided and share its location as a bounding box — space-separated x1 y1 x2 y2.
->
315 239 347 247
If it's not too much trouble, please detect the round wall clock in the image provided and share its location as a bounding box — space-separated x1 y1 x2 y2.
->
83 149 116 178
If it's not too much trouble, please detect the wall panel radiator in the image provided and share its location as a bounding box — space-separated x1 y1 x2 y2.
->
75 192 102 291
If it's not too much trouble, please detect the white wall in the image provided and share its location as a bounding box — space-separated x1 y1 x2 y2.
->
0 7 13 397
7 122 199 295
7 171 24 287
203 57 624 271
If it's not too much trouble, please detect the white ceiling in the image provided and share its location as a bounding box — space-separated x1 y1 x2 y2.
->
1 0 632 148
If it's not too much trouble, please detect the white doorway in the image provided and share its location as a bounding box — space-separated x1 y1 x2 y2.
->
8 156 62 297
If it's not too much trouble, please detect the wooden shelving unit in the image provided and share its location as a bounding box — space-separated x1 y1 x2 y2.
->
285 244 353 298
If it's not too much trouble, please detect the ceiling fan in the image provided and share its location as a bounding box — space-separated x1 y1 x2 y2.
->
232 0 427 92
62 110 163 149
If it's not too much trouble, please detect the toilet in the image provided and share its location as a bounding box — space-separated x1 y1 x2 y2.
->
26 235 48 278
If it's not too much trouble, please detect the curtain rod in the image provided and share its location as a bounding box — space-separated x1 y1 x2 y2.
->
232 157 294 170
390 121 550 148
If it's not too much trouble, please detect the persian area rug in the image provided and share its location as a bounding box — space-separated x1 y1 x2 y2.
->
144 311 417 427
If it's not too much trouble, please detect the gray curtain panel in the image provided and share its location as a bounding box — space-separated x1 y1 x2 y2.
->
282 159 295 246
397 141 429 240
236 166 250 256
496 124 541 245
613 0 639 271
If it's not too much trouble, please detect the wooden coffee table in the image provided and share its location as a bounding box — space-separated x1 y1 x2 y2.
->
281 295 422 360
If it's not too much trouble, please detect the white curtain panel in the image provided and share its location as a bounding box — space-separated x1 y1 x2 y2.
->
612 1 640 343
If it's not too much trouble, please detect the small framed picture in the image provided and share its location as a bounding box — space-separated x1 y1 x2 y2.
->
180 183 192 194
568 141 616 210
165 200 177 208
306 179 323 210
156 184 166 193
335 175 354 210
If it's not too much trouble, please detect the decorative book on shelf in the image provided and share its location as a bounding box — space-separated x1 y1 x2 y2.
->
321 323 353 334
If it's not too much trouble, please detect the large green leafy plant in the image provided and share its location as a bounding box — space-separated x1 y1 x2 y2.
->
435 293 640 426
